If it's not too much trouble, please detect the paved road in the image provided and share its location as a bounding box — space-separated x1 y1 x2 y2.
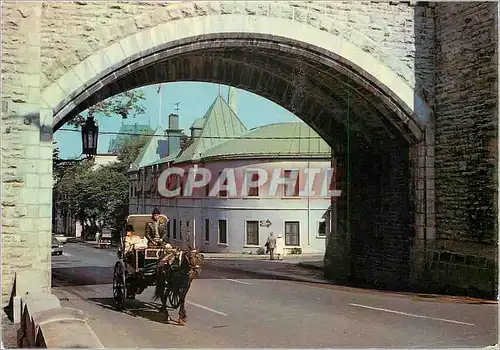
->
52 243 498 348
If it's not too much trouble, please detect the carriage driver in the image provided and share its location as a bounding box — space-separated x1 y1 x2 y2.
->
145 208 170 247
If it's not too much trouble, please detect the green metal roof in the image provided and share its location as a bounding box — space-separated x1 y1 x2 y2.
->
136 96 330 170
191 117 205 129
173 95 247 164
146 149 181 166
200 122 331 160
129 126 167 170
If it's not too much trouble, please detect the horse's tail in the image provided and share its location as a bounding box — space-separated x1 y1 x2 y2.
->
153 267 166 301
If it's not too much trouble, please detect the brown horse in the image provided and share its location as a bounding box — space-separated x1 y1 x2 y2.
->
153 249 203 325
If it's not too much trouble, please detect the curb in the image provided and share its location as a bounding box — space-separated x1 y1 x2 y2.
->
209 263 332 285
203 255 269 260
297 262 324 270
73 240 117 249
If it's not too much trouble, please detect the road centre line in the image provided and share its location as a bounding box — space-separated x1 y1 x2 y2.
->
225 278 251 285
187 301 228 316
348 303 475 326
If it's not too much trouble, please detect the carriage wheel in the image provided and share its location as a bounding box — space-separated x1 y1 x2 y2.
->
168 287 184 309
167 274 188 309
113 261 127 311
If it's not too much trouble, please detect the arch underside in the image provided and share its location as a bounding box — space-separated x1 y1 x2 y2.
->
53 37 424 149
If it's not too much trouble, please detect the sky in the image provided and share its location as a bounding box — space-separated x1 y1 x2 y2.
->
54 82 301 159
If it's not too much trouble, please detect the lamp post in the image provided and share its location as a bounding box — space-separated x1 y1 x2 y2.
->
81 115 99 158
54 116 99 164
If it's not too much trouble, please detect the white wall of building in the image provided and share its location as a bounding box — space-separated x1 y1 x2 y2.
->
92 154 118 170
129 158 332 254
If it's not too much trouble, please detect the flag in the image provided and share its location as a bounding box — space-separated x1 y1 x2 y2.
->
157 83 162 94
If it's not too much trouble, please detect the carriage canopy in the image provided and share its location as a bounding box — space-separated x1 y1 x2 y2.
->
124 214 169 239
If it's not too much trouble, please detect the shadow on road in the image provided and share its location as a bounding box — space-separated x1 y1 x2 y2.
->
51 262 311 287
87 297 186 325
52 266 114 286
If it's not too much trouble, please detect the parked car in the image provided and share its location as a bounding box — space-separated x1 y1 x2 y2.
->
51 237 63 256
52 233 67 244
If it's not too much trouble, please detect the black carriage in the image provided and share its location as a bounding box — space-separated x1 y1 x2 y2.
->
112 214 189 311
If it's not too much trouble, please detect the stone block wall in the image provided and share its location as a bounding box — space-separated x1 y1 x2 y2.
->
1 2 53 307
325 134 414 291
434 2 498 244
38 1 427 94
326 3 498 298
348 137 413 290
410 239 497 298
424 2 497 298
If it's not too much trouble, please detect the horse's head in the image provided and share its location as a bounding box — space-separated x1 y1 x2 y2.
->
186 249 203 276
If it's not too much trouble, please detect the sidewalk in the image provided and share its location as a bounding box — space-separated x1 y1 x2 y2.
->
206 258 498 304
202 252 324 261
207 258 329 285
70 239 116 249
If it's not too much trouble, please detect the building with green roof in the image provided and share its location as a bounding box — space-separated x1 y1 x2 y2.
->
129 87 333 255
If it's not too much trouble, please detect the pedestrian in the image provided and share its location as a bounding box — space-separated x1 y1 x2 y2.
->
275 234 286 260
266 232 277 260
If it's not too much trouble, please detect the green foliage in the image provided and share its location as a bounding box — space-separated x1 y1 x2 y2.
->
53 134 149 238
53 87 148 237
67 89 146 128
115 135 150 169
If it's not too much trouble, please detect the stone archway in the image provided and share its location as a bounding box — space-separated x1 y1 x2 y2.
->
3 1 446 306
42 15 430 133
40 14 433 291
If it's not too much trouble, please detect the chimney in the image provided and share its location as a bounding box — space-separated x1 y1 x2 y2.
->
190 126 202 140
166 113 181 156
168 113 179 130
228 87 237 114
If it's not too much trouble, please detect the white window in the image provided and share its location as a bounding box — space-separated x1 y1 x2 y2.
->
246 221 259 245
205 182 210 197
245 170 260 197
173 218 177 239
284 221 300 246
283 169 299 197
218 219 227 244
318 219 326 237
217 171 228 197
204 218 210 242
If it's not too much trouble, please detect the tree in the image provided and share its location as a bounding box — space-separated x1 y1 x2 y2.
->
105 135 149 234
67 89 146 127
53 88 147 238
53 135 148 240
114 135 150 171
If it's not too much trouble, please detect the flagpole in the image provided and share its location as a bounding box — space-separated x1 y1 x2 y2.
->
158 83 162 128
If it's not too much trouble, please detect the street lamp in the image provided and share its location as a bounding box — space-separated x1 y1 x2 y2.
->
81 116 98 157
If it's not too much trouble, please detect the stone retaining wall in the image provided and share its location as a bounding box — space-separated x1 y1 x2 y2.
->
410 239 497 299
